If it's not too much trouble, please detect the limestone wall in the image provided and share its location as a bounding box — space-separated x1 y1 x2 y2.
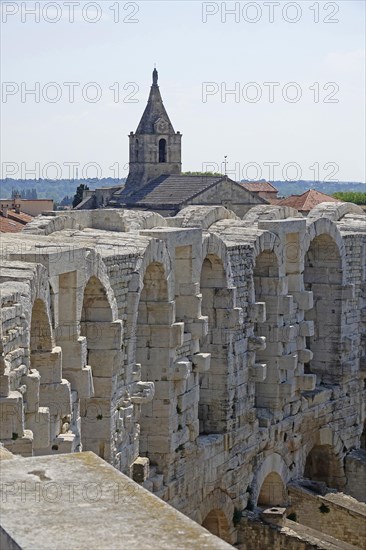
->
237 514 358 550
345 450 366 503
0 203 365 544
288 484 366 548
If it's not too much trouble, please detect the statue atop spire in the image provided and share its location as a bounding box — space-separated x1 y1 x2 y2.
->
152 68 158 86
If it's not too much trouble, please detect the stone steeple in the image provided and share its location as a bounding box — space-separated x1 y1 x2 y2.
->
125 69 182 189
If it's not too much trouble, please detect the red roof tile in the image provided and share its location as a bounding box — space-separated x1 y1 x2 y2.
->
277 189 341 212
8 211 33 224
0 217 25 233
0 209 33 232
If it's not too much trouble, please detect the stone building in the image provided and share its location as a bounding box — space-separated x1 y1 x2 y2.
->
79 70 266 216
0 200 365 548
240 181 279 203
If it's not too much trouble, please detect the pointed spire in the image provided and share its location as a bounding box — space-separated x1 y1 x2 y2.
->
152 68 158 86
134 68 175 135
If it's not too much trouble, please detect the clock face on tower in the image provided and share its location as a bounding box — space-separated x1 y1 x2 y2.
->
155 118 168 134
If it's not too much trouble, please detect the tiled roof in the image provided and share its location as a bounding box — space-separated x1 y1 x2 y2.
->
241 181 278 193
0 209 33 232
8 211 33 224
112 175 229 207
0 217 26 233
277 189 341 212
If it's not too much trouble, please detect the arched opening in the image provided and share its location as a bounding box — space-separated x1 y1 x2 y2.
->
29 299 72 454
136 262 172 464
304 234 342 384
80 276 116 460
202 509 231 543
253 250 281 412
159 138 167 163
304 444 345 490
30 299 53 354
135 139 139 162
258 472 287 507
199 254 230 434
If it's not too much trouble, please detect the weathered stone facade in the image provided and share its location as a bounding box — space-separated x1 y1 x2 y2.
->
0 201 365 546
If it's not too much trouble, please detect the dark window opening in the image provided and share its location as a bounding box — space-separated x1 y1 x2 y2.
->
159 139 167 163
135 139 139 162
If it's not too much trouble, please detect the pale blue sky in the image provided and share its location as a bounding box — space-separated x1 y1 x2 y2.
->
1 0 365 183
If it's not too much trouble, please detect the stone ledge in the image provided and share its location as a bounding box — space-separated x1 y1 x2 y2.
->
0 452 232 550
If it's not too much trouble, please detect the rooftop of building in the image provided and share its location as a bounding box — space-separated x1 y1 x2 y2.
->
277 189 341 212
110 174 266 210
0 209 33 232
240 181 278 193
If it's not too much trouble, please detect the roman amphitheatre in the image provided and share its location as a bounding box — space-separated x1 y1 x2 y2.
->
0 71 365 549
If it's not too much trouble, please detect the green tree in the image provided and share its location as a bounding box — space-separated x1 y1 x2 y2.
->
332 192 366 205
72 184 89 208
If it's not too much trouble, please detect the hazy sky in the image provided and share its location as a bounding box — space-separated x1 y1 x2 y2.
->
1 0 365 184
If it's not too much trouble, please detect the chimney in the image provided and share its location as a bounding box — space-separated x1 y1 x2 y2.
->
1 206 8 218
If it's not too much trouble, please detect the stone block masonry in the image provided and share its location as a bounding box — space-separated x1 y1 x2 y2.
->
0 202 365 546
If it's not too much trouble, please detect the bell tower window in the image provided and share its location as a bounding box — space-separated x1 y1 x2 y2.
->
135 139 139 162
159 139 167 163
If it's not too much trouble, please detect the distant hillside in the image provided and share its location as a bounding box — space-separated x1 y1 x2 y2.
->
0 178 125 203
0 178 364 202
266 180 365 198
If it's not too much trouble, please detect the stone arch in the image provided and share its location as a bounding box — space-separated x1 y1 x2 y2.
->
129 240 173 303
126 239 173 366
202 510 231 543
251 230 284 301
305 217 347 283
244 204 302 223
199 252 233 434
304 221 347 384
28 295 73 455
258 472 288 507
250 232 284 415
23 214 82 235
77 252 119 323
302 428 346 490
79 275 122 460
56 251 119 396
81 276 114 324
134 259 176 465
30 298 53 353
198 489 236 545
178 205 239 230
308 201 364 222
252 453 290 507
89 209 168 232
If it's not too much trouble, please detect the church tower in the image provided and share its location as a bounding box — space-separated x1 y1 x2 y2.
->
125 69 182 189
